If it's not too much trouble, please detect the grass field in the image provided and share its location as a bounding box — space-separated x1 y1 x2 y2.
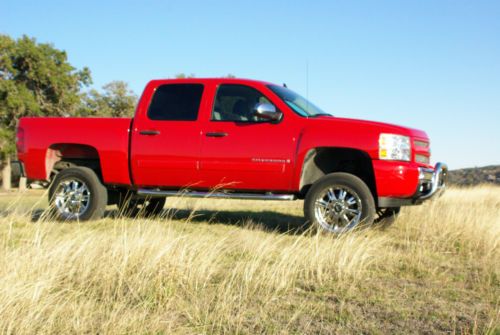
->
0 187 498 334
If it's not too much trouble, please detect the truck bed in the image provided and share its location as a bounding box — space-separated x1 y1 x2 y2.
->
18 117 133 185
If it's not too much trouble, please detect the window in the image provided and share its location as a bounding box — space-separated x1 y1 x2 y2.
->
148 84 204 121
212 84 273 122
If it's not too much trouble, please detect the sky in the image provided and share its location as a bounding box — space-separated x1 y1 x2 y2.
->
1 0 499 169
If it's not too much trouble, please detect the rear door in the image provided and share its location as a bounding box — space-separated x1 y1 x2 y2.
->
130 83 206 187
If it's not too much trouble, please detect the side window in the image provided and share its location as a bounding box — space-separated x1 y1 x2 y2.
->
148 84 204 121
212 84 273 122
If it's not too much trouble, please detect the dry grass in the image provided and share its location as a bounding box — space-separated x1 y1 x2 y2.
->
0 187 498 334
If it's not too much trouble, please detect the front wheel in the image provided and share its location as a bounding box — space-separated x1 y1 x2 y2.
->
304 173 376 233
49 167 108 221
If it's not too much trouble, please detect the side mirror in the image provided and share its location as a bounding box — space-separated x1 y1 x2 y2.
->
253 103 282 122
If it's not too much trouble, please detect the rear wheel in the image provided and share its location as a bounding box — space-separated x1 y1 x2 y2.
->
118 193 166 218
49 167 107 221
304 173 376 233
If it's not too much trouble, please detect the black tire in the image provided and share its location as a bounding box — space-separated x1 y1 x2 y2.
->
375 207 401 227
304 172 376 233
118 193 166 218
49 167 107 221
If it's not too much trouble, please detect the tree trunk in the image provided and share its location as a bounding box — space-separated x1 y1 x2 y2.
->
19 177 27 192
1 158 11 191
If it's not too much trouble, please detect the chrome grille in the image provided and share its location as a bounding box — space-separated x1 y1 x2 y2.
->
414 140 429 148
416 154 430 164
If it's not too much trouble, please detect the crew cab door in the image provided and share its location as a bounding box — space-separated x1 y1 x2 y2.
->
130 83 206 187
199 84 296 191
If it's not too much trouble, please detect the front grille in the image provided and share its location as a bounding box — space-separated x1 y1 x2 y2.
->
416 154 430 164
414 140 429 148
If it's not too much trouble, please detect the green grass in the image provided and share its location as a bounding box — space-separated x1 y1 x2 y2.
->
0 187 498 334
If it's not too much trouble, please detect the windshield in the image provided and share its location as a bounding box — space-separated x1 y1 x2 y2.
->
267 85 331 117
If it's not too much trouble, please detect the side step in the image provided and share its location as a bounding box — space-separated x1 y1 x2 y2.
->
137 189 295 201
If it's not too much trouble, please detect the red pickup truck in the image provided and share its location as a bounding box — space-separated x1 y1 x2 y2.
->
15 78 447 233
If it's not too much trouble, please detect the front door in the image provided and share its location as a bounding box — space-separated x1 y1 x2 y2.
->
200 84 296 191
130 83 206 187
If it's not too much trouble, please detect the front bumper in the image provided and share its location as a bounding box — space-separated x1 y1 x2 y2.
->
378 162 448 207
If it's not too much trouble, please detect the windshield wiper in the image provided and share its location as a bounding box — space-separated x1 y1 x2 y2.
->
309 113 334 118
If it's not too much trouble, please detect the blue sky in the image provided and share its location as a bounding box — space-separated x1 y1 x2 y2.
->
2 0 499 169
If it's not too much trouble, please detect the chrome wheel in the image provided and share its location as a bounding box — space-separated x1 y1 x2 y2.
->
314 186 362 233
53 178 91 219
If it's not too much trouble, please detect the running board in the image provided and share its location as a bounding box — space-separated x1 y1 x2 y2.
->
137 189 295 201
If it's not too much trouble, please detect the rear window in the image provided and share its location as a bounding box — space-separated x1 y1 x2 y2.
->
148 84 204 121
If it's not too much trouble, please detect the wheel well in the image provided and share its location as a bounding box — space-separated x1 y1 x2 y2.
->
299 148 377 200
46 143 102 180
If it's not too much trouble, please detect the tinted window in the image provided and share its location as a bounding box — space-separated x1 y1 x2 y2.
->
212 84 272 122
148 84 204 121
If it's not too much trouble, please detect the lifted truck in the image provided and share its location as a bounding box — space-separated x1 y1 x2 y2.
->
15 78 447 233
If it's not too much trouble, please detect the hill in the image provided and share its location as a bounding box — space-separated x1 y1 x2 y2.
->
448 165 500 186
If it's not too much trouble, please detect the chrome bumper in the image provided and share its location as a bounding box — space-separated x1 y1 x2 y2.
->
378 162 448 207
416 162 448 200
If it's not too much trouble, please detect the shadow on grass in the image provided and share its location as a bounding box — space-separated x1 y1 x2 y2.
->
29 207 308 235
164 208 308 234
30 209 47 222
30 209 120 222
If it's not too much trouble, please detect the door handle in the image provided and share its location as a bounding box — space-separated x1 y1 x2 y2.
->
206 132 228 137
139 130 161 136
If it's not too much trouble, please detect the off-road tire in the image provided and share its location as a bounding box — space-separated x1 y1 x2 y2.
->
304 172 376 233
49 167 107 221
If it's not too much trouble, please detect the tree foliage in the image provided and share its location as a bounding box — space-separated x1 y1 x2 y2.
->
175 73 196 79
81 81 137 117
175 73 236 79
0 34 91 157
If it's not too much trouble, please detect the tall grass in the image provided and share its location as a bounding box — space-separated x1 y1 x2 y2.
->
0 186 498 334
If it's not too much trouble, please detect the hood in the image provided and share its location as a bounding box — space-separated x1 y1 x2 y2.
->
310 116 429 139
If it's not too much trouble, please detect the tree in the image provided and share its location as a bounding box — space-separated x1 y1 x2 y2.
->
174 73 236 79
175 73 196 79
0 34 91 189
81 81 137 117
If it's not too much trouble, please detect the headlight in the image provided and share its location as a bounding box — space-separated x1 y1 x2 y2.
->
379 133 411 161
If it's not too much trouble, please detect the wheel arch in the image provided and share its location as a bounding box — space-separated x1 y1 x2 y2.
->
46 143 102 181
298 147 378 202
